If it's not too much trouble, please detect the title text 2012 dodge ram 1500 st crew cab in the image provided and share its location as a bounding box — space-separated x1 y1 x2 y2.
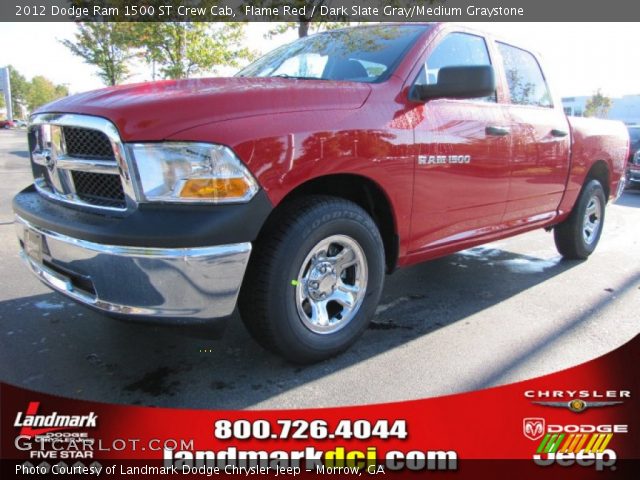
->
13 24 629 363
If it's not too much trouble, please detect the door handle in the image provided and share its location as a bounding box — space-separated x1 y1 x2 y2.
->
485 126 511 136
551 129 569 137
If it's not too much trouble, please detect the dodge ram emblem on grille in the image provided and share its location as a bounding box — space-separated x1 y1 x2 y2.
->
32 124 67 194
44 151 56 172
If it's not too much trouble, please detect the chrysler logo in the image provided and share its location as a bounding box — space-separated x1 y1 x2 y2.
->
532 400 623 413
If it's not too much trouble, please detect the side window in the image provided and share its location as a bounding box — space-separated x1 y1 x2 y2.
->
497 42 552 108
415 32 495 102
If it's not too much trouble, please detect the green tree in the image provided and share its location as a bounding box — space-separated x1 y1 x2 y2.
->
61 23 134 86
584 89 613 118
266 20 350 39
259 0 433 38
257 0 350 39
7 65 29 116
0 92 5 110
25 76 69 111
131 22 254 80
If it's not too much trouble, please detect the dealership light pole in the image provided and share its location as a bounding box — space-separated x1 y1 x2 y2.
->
0 66 13 120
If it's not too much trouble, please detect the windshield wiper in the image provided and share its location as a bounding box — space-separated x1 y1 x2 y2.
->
271 74 324 80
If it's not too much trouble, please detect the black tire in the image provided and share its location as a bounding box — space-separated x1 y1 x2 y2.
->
239 195 385 363
554 179 607 260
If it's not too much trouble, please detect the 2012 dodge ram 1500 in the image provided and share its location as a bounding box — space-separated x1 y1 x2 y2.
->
13 24 629 363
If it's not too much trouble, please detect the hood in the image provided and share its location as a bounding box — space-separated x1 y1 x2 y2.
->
36 77 372 141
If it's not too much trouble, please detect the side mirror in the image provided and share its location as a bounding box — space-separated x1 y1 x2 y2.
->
411 65 496 102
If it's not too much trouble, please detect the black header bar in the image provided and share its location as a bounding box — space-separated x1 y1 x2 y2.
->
2 0 640 22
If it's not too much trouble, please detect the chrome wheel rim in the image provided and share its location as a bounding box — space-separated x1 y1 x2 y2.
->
583 195 602 245
295 235 368 334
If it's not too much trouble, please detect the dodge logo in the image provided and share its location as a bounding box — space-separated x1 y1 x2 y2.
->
40 150 56 172
523 417 545 441
45 152 56 172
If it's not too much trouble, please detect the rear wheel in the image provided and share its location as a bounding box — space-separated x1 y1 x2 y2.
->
239 196 385 363
554 179 606 259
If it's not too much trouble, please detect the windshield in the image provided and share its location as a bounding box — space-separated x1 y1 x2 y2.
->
237 25 429 83
629 127 640 146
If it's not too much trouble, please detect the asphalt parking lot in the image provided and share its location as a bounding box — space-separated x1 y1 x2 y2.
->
1 128 639 409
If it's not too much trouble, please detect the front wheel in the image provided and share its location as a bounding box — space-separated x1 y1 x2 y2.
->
239 196 385 363
554 179 606 259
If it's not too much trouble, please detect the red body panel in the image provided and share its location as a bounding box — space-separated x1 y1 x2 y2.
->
38 77 372 141
168 80 417 258
501 105 571 222
34 24 630 268
557 116 628 218
409 100 512 253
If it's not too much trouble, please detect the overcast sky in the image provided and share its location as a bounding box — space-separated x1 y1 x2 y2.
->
1 22 638 99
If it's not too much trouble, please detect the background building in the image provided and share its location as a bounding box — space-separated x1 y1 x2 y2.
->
562 94 640 125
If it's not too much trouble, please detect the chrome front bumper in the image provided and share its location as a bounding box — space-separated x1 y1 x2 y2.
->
15 215 251 322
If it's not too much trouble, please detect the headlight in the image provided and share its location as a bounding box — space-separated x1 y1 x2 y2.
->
129 143 259 203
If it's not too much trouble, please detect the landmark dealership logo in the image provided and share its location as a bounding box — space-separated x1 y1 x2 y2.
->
13 402 98 437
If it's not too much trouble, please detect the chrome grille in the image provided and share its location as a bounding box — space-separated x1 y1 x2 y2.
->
63 127 115 160
29 114 136 213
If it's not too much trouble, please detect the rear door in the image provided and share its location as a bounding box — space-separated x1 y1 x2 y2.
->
495 42 571 223
410 31 511 253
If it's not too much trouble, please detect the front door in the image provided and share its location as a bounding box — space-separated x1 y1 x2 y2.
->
410 32 511 253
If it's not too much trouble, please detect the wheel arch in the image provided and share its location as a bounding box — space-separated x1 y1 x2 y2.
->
260 174 399 273
585 160 610 199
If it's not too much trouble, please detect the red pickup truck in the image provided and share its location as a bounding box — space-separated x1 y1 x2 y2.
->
14 24 629 362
